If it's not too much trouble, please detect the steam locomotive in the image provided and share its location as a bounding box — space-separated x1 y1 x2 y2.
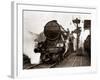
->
34 20 69 64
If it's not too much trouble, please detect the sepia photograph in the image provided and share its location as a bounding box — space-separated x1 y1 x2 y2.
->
23 10 91 69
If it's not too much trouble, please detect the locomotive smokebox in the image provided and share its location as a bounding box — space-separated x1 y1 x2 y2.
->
44 20 61 40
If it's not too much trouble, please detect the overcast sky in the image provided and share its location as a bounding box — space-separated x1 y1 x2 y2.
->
24 10 91 34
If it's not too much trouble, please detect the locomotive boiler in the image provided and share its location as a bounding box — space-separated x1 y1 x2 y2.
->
34 20 68 64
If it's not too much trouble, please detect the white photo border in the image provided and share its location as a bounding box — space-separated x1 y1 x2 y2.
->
11 2 97 78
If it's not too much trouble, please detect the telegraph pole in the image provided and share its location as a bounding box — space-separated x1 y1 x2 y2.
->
72 18 80 50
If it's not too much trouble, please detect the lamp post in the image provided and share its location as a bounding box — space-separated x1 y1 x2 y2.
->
72 18 81 50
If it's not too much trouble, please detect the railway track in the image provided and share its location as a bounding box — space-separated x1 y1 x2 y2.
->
23 52 90 69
